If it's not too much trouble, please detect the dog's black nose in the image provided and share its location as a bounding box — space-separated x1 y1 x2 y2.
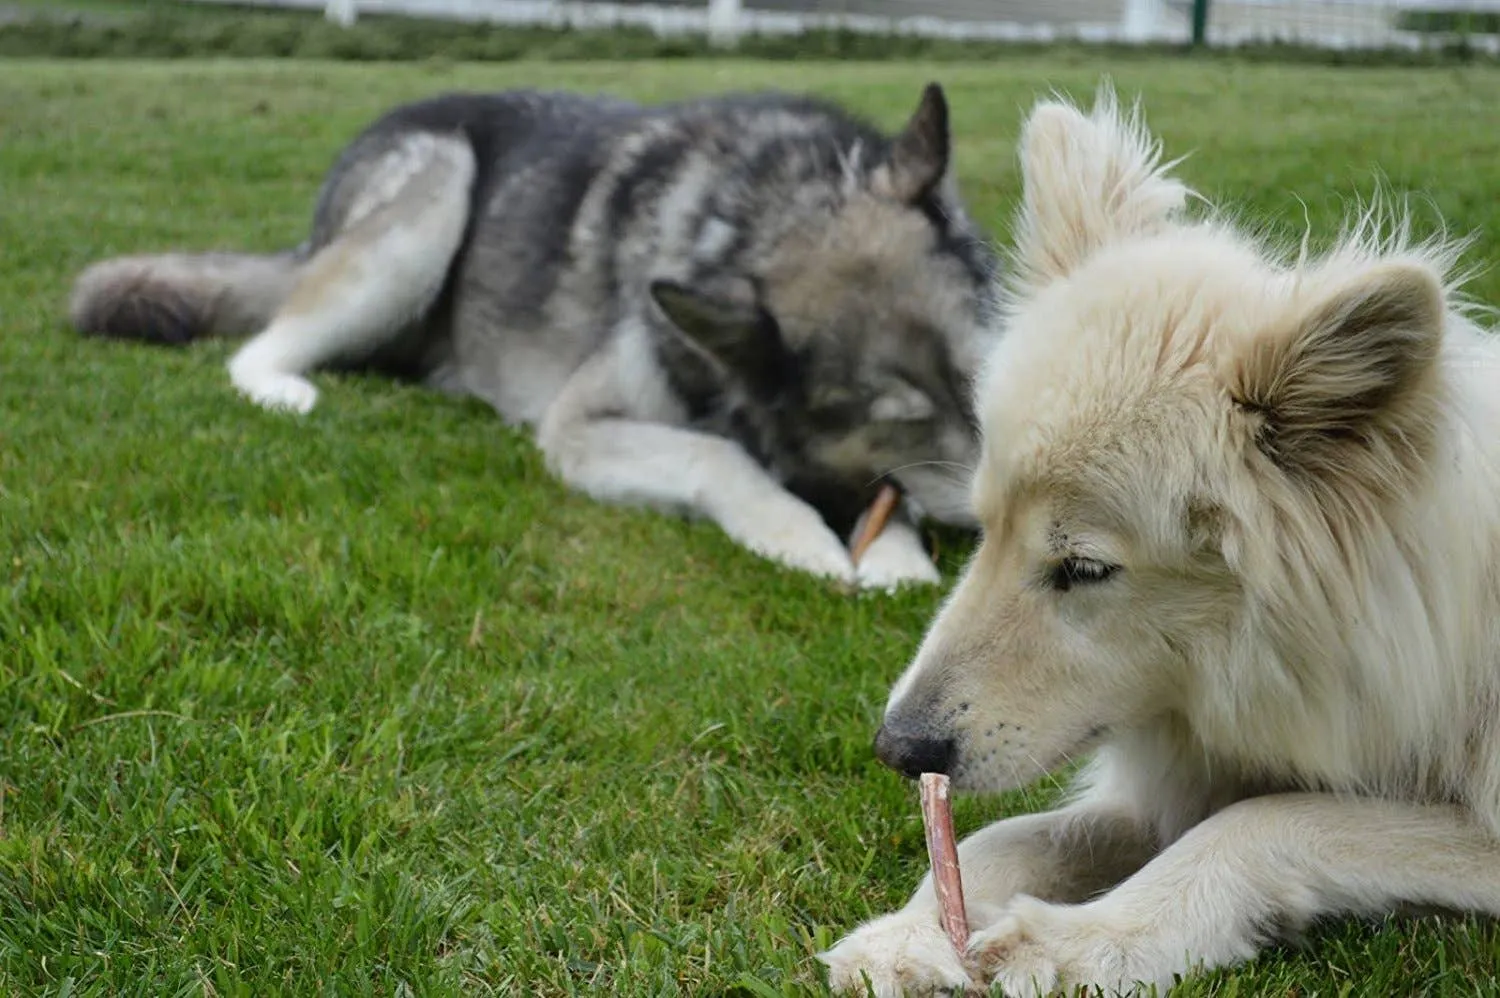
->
873 723 954 779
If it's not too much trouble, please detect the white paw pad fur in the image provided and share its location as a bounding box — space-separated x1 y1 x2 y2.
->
230 366 320 415
724 504 857 583
820 911 978 997
969 895 1150 998
855 535 942 592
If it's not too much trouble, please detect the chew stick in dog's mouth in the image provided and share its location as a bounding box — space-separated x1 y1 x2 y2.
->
919 772 969 955
849 484 902 565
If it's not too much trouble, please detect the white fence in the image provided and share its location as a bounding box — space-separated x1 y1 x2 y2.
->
190 0 1500 53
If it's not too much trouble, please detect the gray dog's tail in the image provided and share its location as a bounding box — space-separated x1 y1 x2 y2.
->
70 250 304 345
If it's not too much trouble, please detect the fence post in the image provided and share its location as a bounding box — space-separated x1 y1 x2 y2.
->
707 0 742 47
1191 0 1210 45
326 0 357 26
327 0 358 25
1121 0 1164 42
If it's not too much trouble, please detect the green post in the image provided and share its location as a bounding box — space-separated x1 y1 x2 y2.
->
1191 0 1210 46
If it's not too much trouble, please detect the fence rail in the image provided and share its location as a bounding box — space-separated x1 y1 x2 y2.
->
188 0 1500 53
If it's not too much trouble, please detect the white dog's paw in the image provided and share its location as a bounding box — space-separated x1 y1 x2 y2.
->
819 910 978 997
969 896 1158 997
967 902 1062 998
230 365 320 415
855 532 942 592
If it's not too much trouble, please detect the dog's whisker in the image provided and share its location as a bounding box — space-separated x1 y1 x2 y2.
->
865 460 977 491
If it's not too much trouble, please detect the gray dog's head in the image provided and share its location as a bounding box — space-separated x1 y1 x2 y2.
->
651 84 996 534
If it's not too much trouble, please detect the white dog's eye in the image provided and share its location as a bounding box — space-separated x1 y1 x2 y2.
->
1047 557 1120 592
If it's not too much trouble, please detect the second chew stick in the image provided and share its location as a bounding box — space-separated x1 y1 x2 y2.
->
849 484 902 565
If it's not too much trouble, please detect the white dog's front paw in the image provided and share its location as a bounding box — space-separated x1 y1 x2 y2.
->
820 910 977 997
854 530 942 592
969 896 1160 997
230 364 320 415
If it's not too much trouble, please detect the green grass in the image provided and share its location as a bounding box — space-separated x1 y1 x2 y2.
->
3 57 1500 997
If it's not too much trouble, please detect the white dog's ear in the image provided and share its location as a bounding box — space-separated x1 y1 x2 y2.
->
1011 86 1188 292
1231 260 1445 488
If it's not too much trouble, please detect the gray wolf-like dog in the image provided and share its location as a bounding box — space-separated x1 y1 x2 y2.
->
822 85 1500 993
70 84 996 590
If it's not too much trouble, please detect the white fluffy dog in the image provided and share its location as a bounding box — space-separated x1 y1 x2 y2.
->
820 85 1500 996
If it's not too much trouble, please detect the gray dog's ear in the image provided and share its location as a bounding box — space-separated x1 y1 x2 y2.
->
874 82 950 204
650 277 785 390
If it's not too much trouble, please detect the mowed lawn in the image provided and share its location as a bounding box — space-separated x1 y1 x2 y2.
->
4 55 1500 997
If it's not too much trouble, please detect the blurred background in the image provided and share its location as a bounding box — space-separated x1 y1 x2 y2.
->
5 0 1500 58
300 0 1500 53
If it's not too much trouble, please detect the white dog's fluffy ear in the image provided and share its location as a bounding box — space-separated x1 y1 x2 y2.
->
1011 85 1189 292
1231 260 1446 489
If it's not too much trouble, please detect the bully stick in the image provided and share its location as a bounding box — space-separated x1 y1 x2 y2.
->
919 772 969 955
849 484 902 565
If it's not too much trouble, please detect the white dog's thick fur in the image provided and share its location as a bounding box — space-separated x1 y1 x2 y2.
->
820 85 1500 996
